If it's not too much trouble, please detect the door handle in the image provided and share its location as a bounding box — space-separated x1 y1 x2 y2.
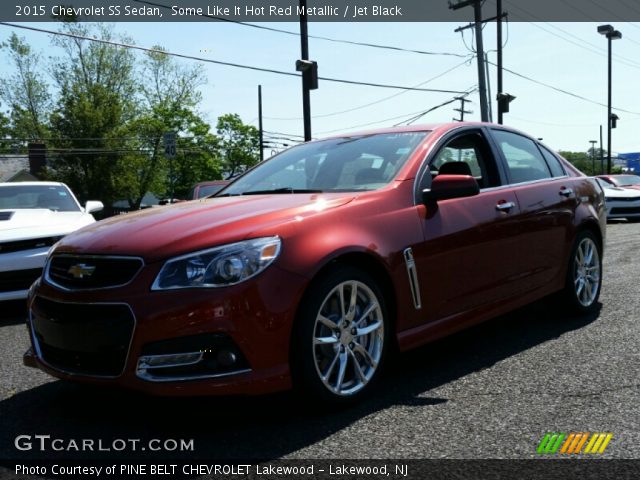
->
559 187 574 197
496 201 516 212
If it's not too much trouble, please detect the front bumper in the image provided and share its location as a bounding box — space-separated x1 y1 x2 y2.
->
605 201 640 219
0 247 48 301
24 264 309 396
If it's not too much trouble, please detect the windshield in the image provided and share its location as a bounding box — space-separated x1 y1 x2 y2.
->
221 131 429 195
197 184 226 198
0 184 81 212
613 175 640 187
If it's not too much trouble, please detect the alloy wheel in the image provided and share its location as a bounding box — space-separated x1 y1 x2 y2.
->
573 237 601 307
312 280 384 396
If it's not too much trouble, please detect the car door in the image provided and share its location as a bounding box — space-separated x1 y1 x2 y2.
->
488 128 577 291
410 128 525 324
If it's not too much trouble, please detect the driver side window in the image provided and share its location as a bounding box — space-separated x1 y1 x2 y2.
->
425 132 499 190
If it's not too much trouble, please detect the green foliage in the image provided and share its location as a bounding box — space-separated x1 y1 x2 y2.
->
216 113 260 179
558 150 606 176
0 111 10 152
0 25 257 208
49 82 126 205
0 33 51 144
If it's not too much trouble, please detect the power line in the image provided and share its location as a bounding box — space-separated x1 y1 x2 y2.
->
505 3 640 69
317 86 477 135
135 0 469 59
264 56 474 121
399 92 475 126
263 130 306 139
488 60 640 116
0 22 466 94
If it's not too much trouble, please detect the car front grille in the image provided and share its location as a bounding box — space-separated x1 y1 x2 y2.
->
611 206 640 215
46 255 144 290
0 236 60 255
611 197 640 202
30 297 135 377
0 268 42 293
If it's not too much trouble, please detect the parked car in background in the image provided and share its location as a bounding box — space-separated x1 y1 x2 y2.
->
24 123 605 405
191 180 229 199
597 174 640 190
595 178 640 221
0 182 103 301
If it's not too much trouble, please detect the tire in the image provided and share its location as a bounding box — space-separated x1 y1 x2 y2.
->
560 230 602 314
291 265 390 406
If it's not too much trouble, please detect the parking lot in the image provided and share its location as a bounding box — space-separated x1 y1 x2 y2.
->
1 222 639 461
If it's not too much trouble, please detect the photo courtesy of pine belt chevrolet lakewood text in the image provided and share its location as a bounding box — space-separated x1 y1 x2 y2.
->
23 123 606 405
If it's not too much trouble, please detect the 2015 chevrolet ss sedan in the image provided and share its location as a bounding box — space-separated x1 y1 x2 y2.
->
24 123 606 404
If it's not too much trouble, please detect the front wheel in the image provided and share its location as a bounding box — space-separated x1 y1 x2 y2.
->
561 230 602 313
291 266 389 405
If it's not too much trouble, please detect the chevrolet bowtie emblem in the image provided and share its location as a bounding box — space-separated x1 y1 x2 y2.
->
67 263 96 279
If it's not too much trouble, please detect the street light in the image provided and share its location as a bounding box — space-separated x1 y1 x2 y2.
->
598 24 622 174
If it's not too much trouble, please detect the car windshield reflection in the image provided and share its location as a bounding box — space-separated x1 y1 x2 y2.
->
221 131 430 196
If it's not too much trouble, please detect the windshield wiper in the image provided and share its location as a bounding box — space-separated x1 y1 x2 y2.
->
240 188 325 195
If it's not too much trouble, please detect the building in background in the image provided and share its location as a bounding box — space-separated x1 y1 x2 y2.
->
618 152 640 173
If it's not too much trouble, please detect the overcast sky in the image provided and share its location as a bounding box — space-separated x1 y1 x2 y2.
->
2 19 640 155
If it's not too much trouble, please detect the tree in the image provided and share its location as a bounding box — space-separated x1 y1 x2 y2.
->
0 111 11 152
46 23 136 205
216 113 260 179
559 150 603 176
113 47 220 208
49 82 126 204
0 33 51 145
0 26 236 210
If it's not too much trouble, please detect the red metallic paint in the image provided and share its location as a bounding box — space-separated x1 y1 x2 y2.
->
24 123 606 396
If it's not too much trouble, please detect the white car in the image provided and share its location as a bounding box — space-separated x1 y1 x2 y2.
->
0 182 103 301
596 178 640 221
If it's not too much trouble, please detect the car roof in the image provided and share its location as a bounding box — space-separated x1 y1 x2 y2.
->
319 122 535 142
0 181 66 187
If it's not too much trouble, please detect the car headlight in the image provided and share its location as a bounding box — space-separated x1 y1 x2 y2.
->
151 237 281 290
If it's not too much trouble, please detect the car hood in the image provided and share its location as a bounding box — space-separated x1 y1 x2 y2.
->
55 193 356 262
0 209 95 242
603 186 640 198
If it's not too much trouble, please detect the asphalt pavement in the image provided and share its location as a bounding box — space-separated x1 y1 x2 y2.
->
1 222 638 462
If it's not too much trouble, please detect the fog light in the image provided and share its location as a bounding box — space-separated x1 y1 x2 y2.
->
217 349 237 367
138 352 202 369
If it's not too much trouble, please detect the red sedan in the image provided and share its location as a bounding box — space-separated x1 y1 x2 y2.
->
24 123 606 404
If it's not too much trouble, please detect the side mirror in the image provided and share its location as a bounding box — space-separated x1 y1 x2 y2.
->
85 200 104 213
422 175 480 203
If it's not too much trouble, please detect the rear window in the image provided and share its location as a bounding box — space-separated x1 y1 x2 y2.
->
492 129 552 184
538 146 566 178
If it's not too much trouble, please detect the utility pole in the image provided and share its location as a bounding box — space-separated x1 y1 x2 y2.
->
453 96 473 121
451 0 503 122
589 139 597 175
600 125 605 174
299 0 312 141
258 85 264 162
496 0 506 124
484 53 493 122
473 0 488 122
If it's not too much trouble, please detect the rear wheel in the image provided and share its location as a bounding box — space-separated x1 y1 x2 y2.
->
561 230 602 313
291 266 389 405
